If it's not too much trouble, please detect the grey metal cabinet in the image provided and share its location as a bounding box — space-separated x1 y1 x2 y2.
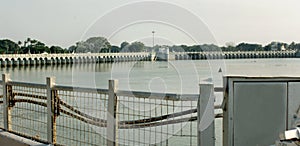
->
223 76 300 146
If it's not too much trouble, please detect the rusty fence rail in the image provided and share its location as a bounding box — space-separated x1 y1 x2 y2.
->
0 74 222 146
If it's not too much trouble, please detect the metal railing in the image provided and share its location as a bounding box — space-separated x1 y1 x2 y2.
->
0 74 222 146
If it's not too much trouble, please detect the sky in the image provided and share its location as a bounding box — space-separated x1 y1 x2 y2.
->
0 0 300 48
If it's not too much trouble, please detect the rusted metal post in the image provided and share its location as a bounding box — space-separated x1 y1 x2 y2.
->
107 80 118 146
198 83 215 146
2 74 12 131
47 77 57 144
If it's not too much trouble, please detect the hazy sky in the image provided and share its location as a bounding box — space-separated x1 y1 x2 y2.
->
1 0 300 48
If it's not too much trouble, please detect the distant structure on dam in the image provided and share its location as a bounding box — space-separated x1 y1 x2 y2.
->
0 50 299 67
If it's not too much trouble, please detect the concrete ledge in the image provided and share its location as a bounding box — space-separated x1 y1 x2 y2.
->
276 140 298 146
0 129 48 146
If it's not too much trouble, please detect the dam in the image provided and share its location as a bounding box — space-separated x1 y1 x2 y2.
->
0 52 152 67
0 50 298 67
172 50 298 60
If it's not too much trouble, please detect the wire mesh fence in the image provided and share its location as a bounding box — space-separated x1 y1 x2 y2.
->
116 94 198 146
9 82 48 143
55 87 109 146
0 74 217 146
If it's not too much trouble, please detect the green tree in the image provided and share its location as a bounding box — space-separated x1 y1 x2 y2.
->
180 45 188 52
74 41 87 53
68 45 76 53
200 44 220 52
169 45 184 52
128 42 145 52
0 39 20 54
21 39 49 54
71 37 111 53
50 46 65 53
23 38 31 48
287 42 300 50
111 45 121 53
17 41 22 47
85 37 111 53
120 41 130 50
264 42 287 51
236 43 263 51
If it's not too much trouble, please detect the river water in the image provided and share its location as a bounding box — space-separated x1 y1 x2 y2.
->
1 58 299 145
3 58 299 92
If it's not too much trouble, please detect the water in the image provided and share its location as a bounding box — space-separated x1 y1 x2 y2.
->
2 58 299 91
1 58 299 145
1 58 299 106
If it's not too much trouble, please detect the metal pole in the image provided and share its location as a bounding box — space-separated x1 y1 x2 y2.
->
47 77 57 144
152 31 155 52
2 74 12 131
152 31 155 47
198 83 215 146
107 80 118 146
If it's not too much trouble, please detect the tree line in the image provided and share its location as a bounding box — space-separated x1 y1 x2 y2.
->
1 36 300 54
0 38 66 54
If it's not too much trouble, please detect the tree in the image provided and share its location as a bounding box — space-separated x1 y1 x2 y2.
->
68 45 76 53
128 42 145 52
288 42 300 50
221 45 238 51
264 42 287 51
17 41 22 47
111 45 121 53
119 41 145 52
71 37 111 53
180 45 188 52
169 45 185 52
200 44 220 52
50 46 65 53
74 41 87 53
120 41 130 50
288 42 296 50
85 37 111 53
236 43 263 51
20 39 49 54
189 45 201 52
0 39 20 54
225 42 236 48
23 37 31 48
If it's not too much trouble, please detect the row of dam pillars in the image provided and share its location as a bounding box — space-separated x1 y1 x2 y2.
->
175 51 297 60
0 51 296 67
0 55 152 67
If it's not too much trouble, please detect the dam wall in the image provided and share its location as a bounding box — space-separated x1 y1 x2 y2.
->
0 50 297 67
172 50 297 60
0 52 151 67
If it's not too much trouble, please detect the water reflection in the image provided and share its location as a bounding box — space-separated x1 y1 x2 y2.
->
0 59 226 93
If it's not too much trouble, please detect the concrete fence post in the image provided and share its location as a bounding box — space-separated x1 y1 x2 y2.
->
47 77 57 144
2 74 12 131
107 80 118 146
198 83 215 146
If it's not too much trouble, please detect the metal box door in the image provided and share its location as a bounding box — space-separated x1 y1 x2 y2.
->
288 82 300 129
233 82 287 146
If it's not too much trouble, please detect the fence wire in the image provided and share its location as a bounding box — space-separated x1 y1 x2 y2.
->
56 88 109 146
10 84 48 142
0 79 200 146
117 94 198 146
